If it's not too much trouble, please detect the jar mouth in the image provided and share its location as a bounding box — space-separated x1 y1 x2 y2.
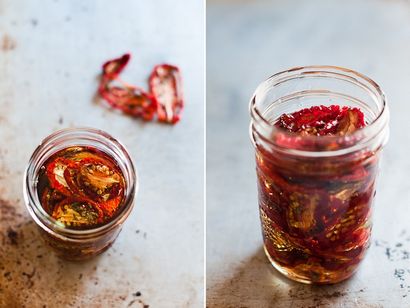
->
249 65 389 157
23 127 138 239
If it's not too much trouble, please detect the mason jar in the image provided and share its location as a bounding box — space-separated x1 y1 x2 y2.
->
24 128 137 261
249 66 389 284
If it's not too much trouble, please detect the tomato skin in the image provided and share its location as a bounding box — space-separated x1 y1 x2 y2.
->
102 53 130 80
149 64 184 124
255 105 376 283
68 157 123 202
99 83 158 121
45 157 76 195
39 147 126 228
52 197 104 225
98 53 160 122
99 194 123 217
276 105 365 136
41 187 65 214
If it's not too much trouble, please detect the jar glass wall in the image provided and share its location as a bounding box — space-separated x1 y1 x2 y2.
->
24 128 137 261
249 66 389 284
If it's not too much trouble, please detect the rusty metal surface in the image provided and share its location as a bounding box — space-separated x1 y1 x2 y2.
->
207 0 410 307
0 0 204 307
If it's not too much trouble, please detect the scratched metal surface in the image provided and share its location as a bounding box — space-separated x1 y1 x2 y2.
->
0 0 204 307
207 0 410 307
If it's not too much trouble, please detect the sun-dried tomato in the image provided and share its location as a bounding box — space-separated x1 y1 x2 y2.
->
276 105 365 136
46 157 76 196
64 156 123 203
99 194 123 217
257 105 376 283
99 54 157 121
102 53 130 80
66 149 118 169
41 187 66 214
39 147 126 228
149 64 184 124
99 85 157 121
98 54 184 124
52 197 104 227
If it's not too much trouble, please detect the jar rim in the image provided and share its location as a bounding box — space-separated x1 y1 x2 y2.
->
23 127 138 239
249 65 389 157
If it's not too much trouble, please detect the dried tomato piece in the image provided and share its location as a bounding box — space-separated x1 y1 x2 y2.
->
52 198 104 227
99 54 158 121
276 105 365 136
98 54 184 124
256 104 376 282
102 53 130 80
257 173 288 233
39 147 127 229
99 194 123 217
62 156 124 205
336 108 365 135
322 188 373 244
41 187 66 214
99 85 157 121
286 192 320 234
66 149 118 169
46 157 76 195
78 159 123 201
149 64 183 124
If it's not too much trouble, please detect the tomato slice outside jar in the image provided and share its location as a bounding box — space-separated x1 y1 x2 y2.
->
99 84 157 121
99 53 158 121
149 64 184 124
102 53 131 80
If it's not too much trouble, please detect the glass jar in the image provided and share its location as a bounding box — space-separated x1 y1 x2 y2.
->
24 128 137 261
249 66 389 284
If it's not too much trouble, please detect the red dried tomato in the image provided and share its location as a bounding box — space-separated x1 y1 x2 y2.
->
64 156 123 203
149 64 184 124
276 105 365 136
257 105 375 283
98 54 184 124
102 53 130 80
67 150 119 170
99 194 123 217
41 187 66 214
46 157 76 196
99 85 157 121
39 147 126 228
99 54 157 121
52 197 104 227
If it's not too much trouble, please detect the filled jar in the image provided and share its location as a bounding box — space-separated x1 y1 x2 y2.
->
24 128 137 260
249 66 389 284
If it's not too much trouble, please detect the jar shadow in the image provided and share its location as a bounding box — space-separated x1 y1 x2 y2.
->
0 217 101 306
208 246 369 307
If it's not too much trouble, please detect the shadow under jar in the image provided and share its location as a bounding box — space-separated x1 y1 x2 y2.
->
24 128 137 261
249 66 389 284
